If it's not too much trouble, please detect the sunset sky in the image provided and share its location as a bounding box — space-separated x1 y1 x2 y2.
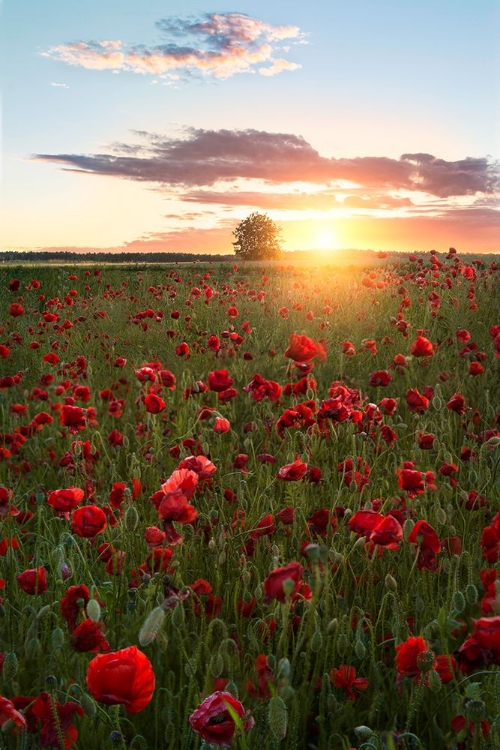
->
3 0 499 255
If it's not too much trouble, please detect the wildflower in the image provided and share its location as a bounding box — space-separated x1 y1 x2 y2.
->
189 691 254 747
86 646 155 714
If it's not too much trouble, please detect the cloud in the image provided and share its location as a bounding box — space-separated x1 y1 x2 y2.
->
50 82 70 88
34 127 500 200
41 12 305 80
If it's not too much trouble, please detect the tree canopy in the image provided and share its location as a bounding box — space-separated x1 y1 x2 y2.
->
232 212 283 261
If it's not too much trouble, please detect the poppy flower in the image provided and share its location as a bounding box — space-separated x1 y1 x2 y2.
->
60 584 91 631
369 370 391 387
47 487 84 514
284 333 326 363
144 393 166 414
395 636 435 679
406 388 429 414
16 566 48 595
0 696 27 729
71 505 107 538
72 619 110 652
189 691 254 747
59 405 86 433
263 561 303 603
330 665 369 699
446 393 467 414
86 645 155 714
208 370 234 393
410 335 434 357
30 692 84 749
277 459 308 481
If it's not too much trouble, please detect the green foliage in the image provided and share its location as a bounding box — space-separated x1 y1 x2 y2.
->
232 212 284 260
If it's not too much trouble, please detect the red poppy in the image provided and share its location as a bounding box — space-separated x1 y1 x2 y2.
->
16 566 48 595
189 691 254 747
208 370 234 392
47 487 84 514
276 459 308 481
284 333 326 363
72 619 110 652
60 584 91 631
59 405 86 433
410 335 434 357
330 665 369 699
369 370 391 387
406 388 429 414
31 692 84 749
395 636 435 679
0 696 27 729
86 645 155 714
263 561 303 603
9 302 24 317
71 505 107 538
446 393 467 414
144 393 166 414
213 417 230 433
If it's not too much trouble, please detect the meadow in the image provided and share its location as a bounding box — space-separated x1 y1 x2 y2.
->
0 252 499 750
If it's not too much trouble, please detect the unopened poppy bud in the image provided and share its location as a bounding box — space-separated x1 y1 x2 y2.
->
436 506 447 524
87 598 101 622
110 731 124 744
58 562 72 580
268 696 288 741
355 726 373 741
209 652 224 678
277 658 291 681
218 550 226 565
171 604 185 627
428 669 442 693
25 637 41 660
139 606 165 647
310 631 323 653
124 505 139 531
45 674 57 688
355 640 366 659
2 652 18 681
51 628 65 649
208 539 216 551
465 584 478 605
327 618 338 634
80 693 96 718
385 574 398 592
453 591 466 614
327 694 338 713
432 396 443 409
337 633 349 656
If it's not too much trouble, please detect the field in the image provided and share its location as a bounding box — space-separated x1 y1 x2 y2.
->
1 253 499 750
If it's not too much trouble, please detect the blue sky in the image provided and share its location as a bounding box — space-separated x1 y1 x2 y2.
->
2 0 499 253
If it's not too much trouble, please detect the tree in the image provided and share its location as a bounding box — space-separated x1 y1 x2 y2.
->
232 212 283 261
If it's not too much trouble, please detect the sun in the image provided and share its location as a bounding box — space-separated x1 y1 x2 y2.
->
315 228 336 252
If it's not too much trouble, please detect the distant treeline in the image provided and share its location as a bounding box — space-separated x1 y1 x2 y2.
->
0 251 234 264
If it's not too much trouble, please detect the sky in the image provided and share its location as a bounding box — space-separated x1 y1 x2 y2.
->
2 0 500 255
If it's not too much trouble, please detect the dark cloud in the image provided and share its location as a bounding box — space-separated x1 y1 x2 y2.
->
34 128 500 199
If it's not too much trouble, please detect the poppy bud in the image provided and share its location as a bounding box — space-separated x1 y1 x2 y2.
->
87 599 101 622
268 696 288 741
139 606 165 647
2 652 18 681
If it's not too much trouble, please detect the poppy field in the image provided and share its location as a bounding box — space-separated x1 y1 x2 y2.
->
1 252 500 750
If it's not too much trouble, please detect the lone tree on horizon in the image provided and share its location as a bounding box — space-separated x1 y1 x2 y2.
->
232 212 283 261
